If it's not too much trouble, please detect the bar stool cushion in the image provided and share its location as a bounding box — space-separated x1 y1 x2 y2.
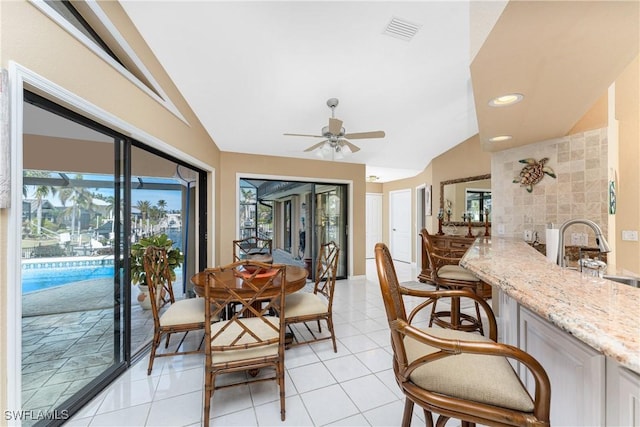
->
436 265 480 282
404 327 534 412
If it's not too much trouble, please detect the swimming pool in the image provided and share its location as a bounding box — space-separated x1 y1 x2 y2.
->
22 257 183 293
22 257 115 293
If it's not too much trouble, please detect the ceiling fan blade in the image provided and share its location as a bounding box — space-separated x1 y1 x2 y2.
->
341 139 361 153
304 140 328 152
329 118 343 135
283 133 324 138
343 130 385 139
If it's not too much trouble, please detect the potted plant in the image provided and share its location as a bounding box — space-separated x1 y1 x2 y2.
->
130 233 184 309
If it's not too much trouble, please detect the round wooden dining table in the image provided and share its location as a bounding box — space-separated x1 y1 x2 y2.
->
190 265 308 300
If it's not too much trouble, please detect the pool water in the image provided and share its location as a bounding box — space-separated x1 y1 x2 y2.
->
22 263 184 294
22 265 116 293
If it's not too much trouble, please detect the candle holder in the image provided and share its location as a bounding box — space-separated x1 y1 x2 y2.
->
465 212 474 238
484 209 490 236
437 208 445 235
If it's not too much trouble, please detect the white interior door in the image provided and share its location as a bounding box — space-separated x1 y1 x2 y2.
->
390 189 412 263
416 185 426 263
365 193 383 258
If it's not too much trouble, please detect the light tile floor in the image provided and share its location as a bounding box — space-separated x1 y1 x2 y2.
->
66 259 467 427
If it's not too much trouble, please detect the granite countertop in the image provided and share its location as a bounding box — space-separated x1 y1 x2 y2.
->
460 237 640 374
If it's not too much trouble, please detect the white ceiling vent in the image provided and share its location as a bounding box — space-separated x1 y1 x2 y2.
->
383 17 421 41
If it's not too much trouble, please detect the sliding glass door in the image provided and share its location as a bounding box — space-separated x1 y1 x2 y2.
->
314 184 347 279
20 92 207 425
22 94 126 425
239 179 348 280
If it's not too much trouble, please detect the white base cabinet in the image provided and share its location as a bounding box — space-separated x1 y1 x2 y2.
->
496 290 640 426
606 357 640 426
519 307 605 426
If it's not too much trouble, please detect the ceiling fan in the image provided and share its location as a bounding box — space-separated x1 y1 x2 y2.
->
284 98 385 156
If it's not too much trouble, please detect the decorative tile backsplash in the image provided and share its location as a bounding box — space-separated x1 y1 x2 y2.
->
491 128 608 246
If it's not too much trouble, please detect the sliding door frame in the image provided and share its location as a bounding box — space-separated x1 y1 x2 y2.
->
6 62 215 422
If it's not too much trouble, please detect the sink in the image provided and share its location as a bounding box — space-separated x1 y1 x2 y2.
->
603 274 639 288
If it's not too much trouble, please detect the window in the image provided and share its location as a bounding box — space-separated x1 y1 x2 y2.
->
466 189 492 222
44 0 122 65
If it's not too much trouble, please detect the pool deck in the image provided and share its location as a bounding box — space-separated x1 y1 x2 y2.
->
21 279 158 422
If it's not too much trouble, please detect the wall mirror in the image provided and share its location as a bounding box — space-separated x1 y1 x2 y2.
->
440 174 491 226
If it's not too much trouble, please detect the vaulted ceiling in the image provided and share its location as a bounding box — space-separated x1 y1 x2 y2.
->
119 1 638 182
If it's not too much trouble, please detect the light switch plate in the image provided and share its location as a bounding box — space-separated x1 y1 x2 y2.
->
622 230 639 241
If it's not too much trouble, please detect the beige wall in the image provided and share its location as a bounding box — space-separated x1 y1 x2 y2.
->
1 1 220 416
380 135 492 263
218 152 366 275
613 56 639 275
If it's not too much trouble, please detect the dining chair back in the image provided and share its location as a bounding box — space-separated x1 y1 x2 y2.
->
374 242 551 427
232 236 273 261
203 261 287 426
420 228 485 334
143 245 209 375
285 241 339 351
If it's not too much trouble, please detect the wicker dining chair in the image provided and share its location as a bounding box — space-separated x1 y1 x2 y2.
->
203 261 287 426
374 242 551 427
143 245 212 375
285 241 339 352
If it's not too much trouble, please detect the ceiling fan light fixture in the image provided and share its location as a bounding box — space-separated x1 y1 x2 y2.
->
489 93 524 107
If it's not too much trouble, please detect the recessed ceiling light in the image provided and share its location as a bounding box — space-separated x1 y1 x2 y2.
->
489 135 513 142
488 93 524 107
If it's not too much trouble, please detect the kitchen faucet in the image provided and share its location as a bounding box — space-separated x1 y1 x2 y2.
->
556 219 611 267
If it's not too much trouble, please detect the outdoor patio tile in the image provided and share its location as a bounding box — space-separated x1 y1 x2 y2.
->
30 338 81 354
57 353 114 372
23 382 72 409
37 333 84 344
61 342 105 358
48 323 98 335
22 369 56 390
46 365 106 386
22 349 69 364
23 358 67 374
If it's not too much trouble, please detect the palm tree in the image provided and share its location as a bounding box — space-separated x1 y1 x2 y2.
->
136 200 152 234
33 183 57 236
23 170 55 236
59 175 94 240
